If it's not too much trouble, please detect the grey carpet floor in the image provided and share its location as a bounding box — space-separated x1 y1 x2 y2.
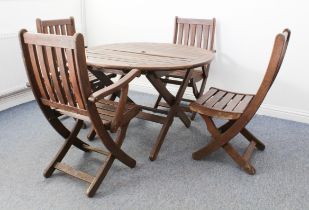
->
0 91 308 210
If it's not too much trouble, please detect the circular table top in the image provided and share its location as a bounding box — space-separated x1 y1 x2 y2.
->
86 42 214 71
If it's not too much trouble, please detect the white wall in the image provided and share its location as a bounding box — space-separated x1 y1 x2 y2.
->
85 0 309 123
1 0 308 123
0 0 84 96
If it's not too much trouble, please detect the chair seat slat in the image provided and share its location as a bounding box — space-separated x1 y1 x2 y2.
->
205 90 226 107
195 88 217 104
96 99 137 110
213 92 235 109
233 95 253 113
223 94 244 112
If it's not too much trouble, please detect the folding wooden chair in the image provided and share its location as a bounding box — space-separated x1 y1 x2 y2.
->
36 17 117 91
190 29 291 174
19 30 141 197
154 17 216 120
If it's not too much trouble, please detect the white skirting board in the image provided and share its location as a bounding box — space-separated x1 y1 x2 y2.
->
0 88 34 112
257 104 309 124
1 84 309 124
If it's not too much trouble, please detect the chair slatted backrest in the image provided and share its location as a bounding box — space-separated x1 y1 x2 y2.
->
19 30 91 116
173 17 216 51
36 17 76 36
244 29 291 116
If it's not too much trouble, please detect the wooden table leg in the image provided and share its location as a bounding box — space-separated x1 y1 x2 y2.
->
148 107 175 161
146 72 192 126
176 107 191 128
147 69 193 161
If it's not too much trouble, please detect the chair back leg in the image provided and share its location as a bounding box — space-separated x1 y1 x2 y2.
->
44 119 85 178
241 128 265 150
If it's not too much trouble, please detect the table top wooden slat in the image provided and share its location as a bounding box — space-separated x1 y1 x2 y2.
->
86 43 214 71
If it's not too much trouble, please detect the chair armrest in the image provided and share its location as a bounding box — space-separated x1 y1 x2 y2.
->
88 69 141 103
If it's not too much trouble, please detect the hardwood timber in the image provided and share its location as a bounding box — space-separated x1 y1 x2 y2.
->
36 17 115 92
190 87 254 120
86 43 213 71
19 30 141 197
36 16 117 137
86 42 214 161
153 17 216 120
136 112 166 124
55 162 95 183
190 29 291 175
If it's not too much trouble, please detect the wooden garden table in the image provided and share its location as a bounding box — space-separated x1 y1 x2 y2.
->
86 42 214 161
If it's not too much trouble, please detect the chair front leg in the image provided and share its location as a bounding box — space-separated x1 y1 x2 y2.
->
192 116 223 159
86 123 129 197
192 137 222 160
222 143 256 175
48 116 90 152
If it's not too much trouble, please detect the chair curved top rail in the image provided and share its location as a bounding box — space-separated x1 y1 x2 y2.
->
36 17 76 36
173 16 216 51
